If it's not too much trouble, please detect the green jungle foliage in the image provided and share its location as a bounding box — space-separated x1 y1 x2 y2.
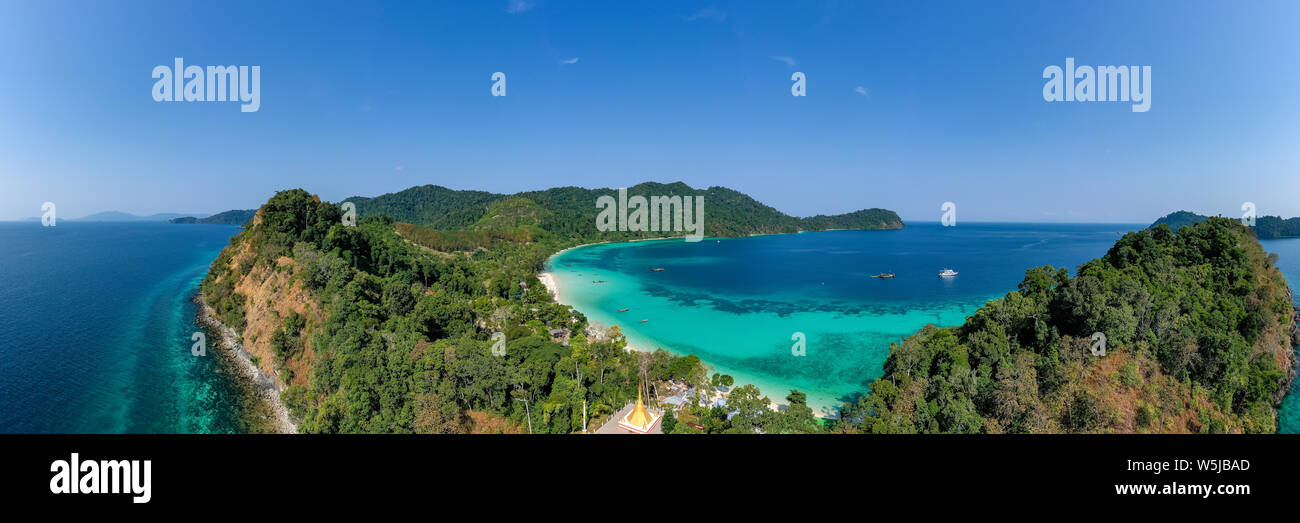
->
1253 215 1300 239
203 189 830 433
347 181 902 245
206 189 1296 435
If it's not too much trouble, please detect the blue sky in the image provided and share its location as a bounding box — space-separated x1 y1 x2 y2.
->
1 0 1298 222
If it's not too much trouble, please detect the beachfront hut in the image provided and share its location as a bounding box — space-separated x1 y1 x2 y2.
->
661 395 687 408
548 328 570 346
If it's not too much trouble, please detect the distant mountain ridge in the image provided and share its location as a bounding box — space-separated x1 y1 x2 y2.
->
1149 210 1300 239
170 209 257 226
346 182 903 242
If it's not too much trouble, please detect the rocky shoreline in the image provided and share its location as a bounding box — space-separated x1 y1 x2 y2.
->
195 293 298 434
1278 300 1300 407
1270 282 1300 409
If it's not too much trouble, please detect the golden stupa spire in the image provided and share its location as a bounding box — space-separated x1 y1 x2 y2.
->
626 382 654 428
617 378 662 433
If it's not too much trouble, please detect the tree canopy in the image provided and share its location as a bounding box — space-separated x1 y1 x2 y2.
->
838 218 1297 434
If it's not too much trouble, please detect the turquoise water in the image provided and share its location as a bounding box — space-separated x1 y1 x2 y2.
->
548 222 1144 416
1259 238 1300 433
0 222 248 433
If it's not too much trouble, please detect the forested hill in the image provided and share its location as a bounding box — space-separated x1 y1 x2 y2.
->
1149 210 1210 231
346 182 902 243
170 209 257 226
201 189 642 434
1150 210 1300 239
839 218 1300 434
200 189 832 434
1254 216 1300 238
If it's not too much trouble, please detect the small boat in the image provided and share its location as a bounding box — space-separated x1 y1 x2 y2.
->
938 269 958 277
639 319 649 323
593 280 608 283
871 272 896 279
650 268 666 272
617 308 629 312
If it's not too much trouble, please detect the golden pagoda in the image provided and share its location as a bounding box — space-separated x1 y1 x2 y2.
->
617 382 661 434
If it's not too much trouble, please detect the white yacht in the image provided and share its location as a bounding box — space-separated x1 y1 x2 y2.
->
938 269 958 277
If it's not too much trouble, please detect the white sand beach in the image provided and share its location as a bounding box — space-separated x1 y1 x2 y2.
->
538 271 561 302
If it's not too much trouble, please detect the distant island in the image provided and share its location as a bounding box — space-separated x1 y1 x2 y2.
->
74 211 206 222
170 209 256 226
1148 210 1209 231
1150 210 1300 239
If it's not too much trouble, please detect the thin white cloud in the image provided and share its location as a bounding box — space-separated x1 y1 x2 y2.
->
854 86 869 97
559 57 579 65
507 0 535 14
686 7 726 22
769 55 797 68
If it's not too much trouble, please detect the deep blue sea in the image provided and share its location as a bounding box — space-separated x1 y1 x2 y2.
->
0 222 247 433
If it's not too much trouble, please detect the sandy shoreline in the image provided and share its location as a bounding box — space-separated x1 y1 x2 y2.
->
537 272 562 302
195 293 298 434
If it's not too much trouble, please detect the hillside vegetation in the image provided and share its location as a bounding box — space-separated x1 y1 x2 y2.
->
348 182 902 247
838 218 1299 434
201 189 835 433
205 190 1298 434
